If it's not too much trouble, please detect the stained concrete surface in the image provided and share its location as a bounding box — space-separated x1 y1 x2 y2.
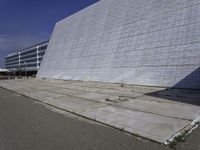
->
0 87 200 150
0 79 200 144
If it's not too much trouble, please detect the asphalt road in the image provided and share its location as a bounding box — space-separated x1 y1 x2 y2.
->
0 87 199 150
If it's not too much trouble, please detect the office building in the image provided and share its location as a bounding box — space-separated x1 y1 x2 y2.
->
5 41 48 75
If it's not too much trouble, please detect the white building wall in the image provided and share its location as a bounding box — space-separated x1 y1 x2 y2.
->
37 0 200 89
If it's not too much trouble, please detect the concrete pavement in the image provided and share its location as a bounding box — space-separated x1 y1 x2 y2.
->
0 79 199 144
0 87 156 150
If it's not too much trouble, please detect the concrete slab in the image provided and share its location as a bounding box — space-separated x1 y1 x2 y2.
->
0 79 200 144
98 89 143 99
42 96 105 113
117 99 200 120
48 88 87 97
80 105 190 143
75 92 117 103
47 83 100 92
27 91 63 101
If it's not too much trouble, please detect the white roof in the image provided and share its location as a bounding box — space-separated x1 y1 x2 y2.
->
0 68 8 72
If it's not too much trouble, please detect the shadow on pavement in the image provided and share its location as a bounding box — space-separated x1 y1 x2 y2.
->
146 67 200 106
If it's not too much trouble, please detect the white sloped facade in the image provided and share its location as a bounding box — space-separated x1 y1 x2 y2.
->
37 0 200 89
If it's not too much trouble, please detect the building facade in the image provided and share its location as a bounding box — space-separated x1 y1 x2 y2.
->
5 41 48 75
37 0 200 89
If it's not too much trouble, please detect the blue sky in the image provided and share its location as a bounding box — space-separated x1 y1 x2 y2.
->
0 0 99 67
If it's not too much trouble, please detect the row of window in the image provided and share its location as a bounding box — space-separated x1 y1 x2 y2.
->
6 53 44 64
5 55 19 61
6 64 38 69
39 45 47 51
20 49 37 56
6 57 44 65
5 58 19 64
5 42 48 71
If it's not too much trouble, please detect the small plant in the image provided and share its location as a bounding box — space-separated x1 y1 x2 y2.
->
168 140 177 150
168 130 189 150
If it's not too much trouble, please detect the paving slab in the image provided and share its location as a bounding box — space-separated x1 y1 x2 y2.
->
98 89 143 99
42 96 105 113
48 88 88 96
0 79 200 144
75 92 117 103
117 99 200 120
80 105 190 143
27 91 63 101
47 83 100 92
